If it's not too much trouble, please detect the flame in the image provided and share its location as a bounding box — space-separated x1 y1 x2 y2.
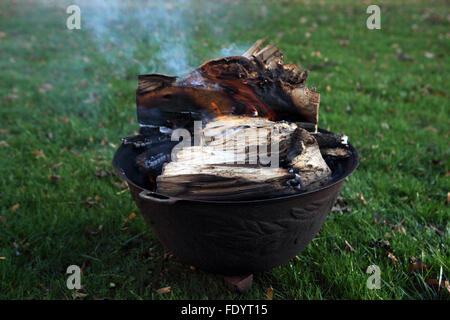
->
210 102 222 116
250 104 259 117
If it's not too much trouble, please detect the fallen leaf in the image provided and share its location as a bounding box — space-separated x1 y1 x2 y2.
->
266 287 273 300
344 240 355 253
0 257 6 260
357 193 367 206
393 224 406 235
39 83 53 93
425 279 450 293
426 224 443 235
11 203 20 212
370 239 391 251
163 252 173 260
387 252 399 265
332 196 351 213
189 265 196 271
31 149 46 159
156 286 171 294
113 181 128 189
424 52 435 59
392 219 406 234
381 122 390 130
408 259 430 273
72 291 88 299
88 225 103 235
47 175 61 184
0 141 9 148
52 162 63 171
124 212 136 223
94 170 112 178
84 200 94 208
397 53 414 61
425 125 438 133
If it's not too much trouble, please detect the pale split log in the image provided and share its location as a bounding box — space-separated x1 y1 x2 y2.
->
155 116 332 200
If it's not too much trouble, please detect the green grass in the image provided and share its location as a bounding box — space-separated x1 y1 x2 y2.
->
0 0 448 300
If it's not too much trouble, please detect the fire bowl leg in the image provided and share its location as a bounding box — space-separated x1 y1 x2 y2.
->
223 274 253 293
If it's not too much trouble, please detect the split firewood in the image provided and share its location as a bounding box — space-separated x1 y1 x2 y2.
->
136 38 320 130
128 38 354 200
156 116 332 200
289 128 332 190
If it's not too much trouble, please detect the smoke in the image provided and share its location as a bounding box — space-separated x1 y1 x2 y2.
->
76 0 258 76
75 0 191 75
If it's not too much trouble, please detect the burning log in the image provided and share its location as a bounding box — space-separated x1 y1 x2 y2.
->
127 38 353 200
156 116 332 200
136 38 320 130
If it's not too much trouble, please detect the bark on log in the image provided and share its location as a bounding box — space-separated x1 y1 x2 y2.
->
136 39 320 130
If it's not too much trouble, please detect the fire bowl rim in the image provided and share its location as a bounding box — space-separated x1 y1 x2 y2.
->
112 128 359 204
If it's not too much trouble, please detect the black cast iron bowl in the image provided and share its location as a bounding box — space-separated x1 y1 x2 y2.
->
112 129 359 276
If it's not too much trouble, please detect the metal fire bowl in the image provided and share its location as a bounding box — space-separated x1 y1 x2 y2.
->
112 129 359 276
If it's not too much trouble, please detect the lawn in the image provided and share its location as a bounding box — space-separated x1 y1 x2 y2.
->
0 0 448 300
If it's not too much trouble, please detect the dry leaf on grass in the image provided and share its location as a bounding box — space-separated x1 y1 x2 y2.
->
370 239 391 251
425 279 450 293
39 83 53 93
47 175 61 184
124 212 136 223
11 203 20 212
426 224 443 235
357 193 367 206
387 252 399 265
266 287 273 300
408 259 430 273
344 240 355 253
156 286 171 294
332 196 351 213
163 252 173 260
113 181 128 189
72 291 88 299
392 219 407 235
31 149 46 159
52 162 63 171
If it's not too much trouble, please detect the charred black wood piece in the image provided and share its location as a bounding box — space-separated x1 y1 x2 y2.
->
121 134 172 149
311 132 348 149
